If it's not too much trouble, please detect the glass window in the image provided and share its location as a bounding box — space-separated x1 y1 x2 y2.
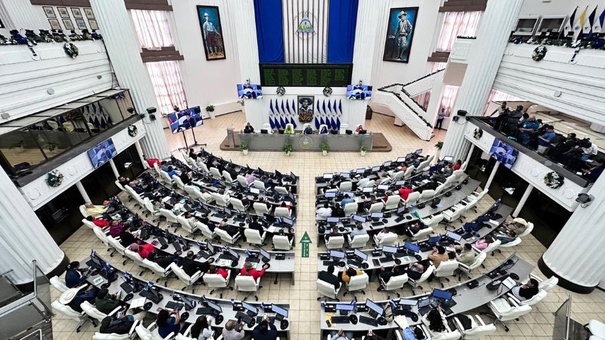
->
131 10 175 49
0 128 47 173
435 12 482 52
146 61 187 115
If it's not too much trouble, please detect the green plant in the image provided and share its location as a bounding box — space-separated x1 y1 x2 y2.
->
435 141 444 150
205 105 215 112
360 145 368 152
240 142 249 150
320 141 330 152
282 144 293 153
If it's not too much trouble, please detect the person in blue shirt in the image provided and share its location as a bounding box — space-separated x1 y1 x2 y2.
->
537 125 556 154
167 166 177 178
340 194 355 209
156 309 181 338
65 261 87 288
517 115 539 146
402 326 426 340
160 162 170 172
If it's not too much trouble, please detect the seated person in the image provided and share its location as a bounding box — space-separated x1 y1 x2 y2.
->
145 155 161 169
240 261 269 282
517 116 540 146
397 316 427 340
362 195 378 211
316 202 332 220
378 265 407 283
455 244 476 266
318 264 340 289
160 162 170 172
118 176 130 187
452 160 463 171
248 216 264 233
188 148 198 160
109 220 125 238
128 243 155 259
403 222 426 238
128 181 145 194
339 266 363 283
253 316 279 340
84 202 108 218
156 309 181 338
147 251 178 269
398 185 414 200
303 125 313 134
245 171 256 185
207 265 229 279
473 235 495 251
222 320 245 340
511 278 540 301
118 228 138 248
428 246 449 269
182 250 210 276
355 124 365 134
375 228 396 243
166 166 177 178
86 215 109 228
61 285 98 313
331 204 345 218
502 217 528 235
95 288 122 314
191 315 213 340
339 194 355 209
404 262 425 280
179 171 192 185
425 308 446 333
349 224 367 238
330 329 354 340
537 125 556 154
582 159 604 182
244 122 255 134
65 261 88 288
218 219 239 237
493 229 518 244
99 312 136 335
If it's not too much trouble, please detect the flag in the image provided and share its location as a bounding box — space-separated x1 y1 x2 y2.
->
330 117 335 130
290 116 297 129
576 6 589 39
584 5 597 34
331 100 337 115
281 101 286 116
594 6 605 32
338 99 342 115
280 115 286 129
269 116 275 129
336 117 341 130
291 99 296 116
270 99 275 115
314 116 320 129
565 6 578 37
322 101 327 116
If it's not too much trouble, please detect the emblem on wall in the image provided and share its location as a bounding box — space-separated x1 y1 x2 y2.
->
276 86 286 96
298 136 313 149
296 11 315 33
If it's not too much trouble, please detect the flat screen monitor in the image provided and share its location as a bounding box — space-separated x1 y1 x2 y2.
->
404 242 420 253
445 231 462 241
370 212 384 219
354 249 368 261
382 245 398 254
418 298 431 308
371 166 381 172
363 187 374 193
415 149 423 155
335 304 355 312
395 180 406 186
323 173 333 179
330 250 346 259
340 172 350 178
282 217 294 225
224 207 232 216
167 108 204 134
272 305 288 318
428 236 442 244
397 206 407 215
227 248 239 260
352 215 366 223
377 185 389 191
327 217 340 223
396 157 407 163
206 300 222 313
325 192 337 198
87 138 118 169
432 289 453 301
365 299 384 315
356 168 366 174
383 161 392 167
259 248 271 260
237 83 263 99
442 156 453 163
489 139 519 169
346 84 373 101
399 299 417 306
242 301 258 314
206 240 215 254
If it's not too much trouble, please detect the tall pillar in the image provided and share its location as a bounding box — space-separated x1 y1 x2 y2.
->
89 0 170 160
349 0 388 129
441 0 523 161
227 0 263 129
75 181 92 203
484 162 499 191
0 169 67 285
512 184 533 217
134 140 147 165
539 175 605 293
108 159 120 179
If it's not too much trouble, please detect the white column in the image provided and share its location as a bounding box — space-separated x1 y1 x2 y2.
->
484 162 499 191
75 181 92 203
541 174 605 292
512 184 533 217
0 169 65 285
227 0 263 129
349 0 388 129
464 144 475 167
108 159 120 179
89 0 170 160
441 0 523 161
0 0 48 29
134 140 147 165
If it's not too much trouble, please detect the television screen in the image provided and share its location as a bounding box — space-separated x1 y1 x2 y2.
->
489 139 519 169
87 138 117 169
167 107 204 134
237 84 263 99
346 84 372 101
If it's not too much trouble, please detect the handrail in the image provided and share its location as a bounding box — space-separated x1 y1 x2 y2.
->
401 68 445 87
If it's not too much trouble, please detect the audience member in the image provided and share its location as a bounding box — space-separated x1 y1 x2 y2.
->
517 115 539 146
244 122 255 134
207 265 229 279
190 315 213 340
378 265 406 283
316 202 332 220
95 288 121 314
426 308 446 333
452 160 462 171
303 125 313 134
398 185 414 200
318 264 340 289
182 250 210 276
128 243 155 259
252 316 279 340
99 312 136 335
65 261 87 288
340 266 362 283
188 148 198 160
455 244 476 266
145 155 161 169
60 285 98 313
84 202 107 218
537 125 556 154
511 278 540 301
86 215 109 228
156 309 181 338
340 194 354 209
167 166 177 178
331 204 345 217
109 220 125 237
222 319 245 340
240 261 269 282
428 246 449 268
474 235 495 251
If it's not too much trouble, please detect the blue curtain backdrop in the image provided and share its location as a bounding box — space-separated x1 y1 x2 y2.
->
327 0 359 63
254 0 285 63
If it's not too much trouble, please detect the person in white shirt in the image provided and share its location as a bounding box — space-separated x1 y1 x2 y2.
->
375 229 396 242
581 140 598 162
316 202 332 220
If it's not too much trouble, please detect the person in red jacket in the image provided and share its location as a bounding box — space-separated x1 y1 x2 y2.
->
207 265 229 279
398 184 414 200
145 155 161 169
240 262 269 282
129 243 156 259
452 159 462 170
86 216 109 228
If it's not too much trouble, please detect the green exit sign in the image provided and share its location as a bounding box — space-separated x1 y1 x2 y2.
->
260 64 353 87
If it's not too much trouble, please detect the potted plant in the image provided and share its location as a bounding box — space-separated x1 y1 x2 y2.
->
205 104 215 119
282 143 293 156
360 145 368 156
240 142 249 155
320 141 330 156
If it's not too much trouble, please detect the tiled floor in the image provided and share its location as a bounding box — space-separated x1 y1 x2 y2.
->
52 111 605 339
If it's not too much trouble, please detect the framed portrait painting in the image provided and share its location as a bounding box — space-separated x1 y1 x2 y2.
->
48 19 61 30
382 7 419 63
43 6 56 18
84 8 95 19
57 7 70 19
71 7 83 18
196 6 226 60
297 96 314 123
63 19 74 30
88 19 98 30
75 18 87 30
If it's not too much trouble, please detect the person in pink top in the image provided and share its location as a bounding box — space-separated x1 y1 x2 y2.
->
474 235 494 251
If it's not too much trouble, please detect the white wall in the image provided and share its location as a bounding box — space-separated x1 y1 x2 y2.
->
0 40 113 123
171 0 241 117
519 0 581 16
19 120 147 210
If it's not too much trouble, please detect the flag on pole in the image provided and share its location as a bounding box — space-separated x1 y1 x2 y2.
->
338 99 343 116
314 116 320 129
575 6 589 39
594 6 605 32
565 6 578 37
280 100 286 116
291 99 296 117
584 5 598 34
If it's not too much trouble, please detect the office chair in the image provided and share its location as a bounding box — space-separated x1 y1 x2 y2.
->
114 180 126 192
160 171 174 185
390 170 405 181
325 235 345 249
404 192 420 206
173 175 186 191
343 202 358 215
176 215 194 233
274 186 289 196
473 239 502 257
433 260 459 287
486 296 532 332
497 237 522 252
92 321 139 340
357 178 370 188
183 183 199 197
106 236 126 263
205 270 233 299
237 175 249 188
215 228 241 245
421 309 462 340
51 300 90 333
235 275 262 301
222 170 236 185
443 205 464 224
210 192 230 207
253 180 266 191
420 213 445 229
586 320 605 340
136 321 178 340
468 189 488 203
373 232 398 246
411 226 434 241
343 272 369 297
339 181 353 191
142 198 160 222
378 273 408 299
347 234 370 249
209 167 222 180
531 274 558 292
316 279 340 301
195 221 216 242
272 234 293 250
275 207 292 217
419 189 436 202
406 264 435 295
197 160 210 174
452 314 496 339
416 159 431 173
452 169 465 184
169 263 204 294
82 218 97 230
79 205 89 218
157 208 179 225
50 276 69 293
518 222 534 238
230 198 248 212
403 165 416 179
458 251 486 280
179 217 199 239
124 248 147 276
507 289 548 307
187 157 199 170
366 202 384 214
253 202 270 215
142 259 173 286
383 195 401 211
93 227 111 251
152 163 162 176
244 228 266 246
81 301 120 325
460 199 478 218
